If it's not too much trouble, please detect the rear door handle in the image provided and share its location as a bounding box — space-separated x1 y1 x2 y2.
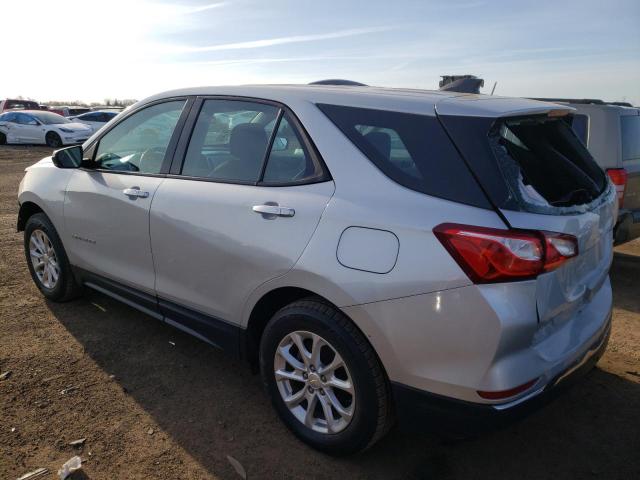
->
252 204 295 217
123 188 150 198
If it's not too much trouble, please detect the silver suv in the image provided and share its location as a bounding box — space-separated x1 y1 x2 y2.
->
18 86 616 454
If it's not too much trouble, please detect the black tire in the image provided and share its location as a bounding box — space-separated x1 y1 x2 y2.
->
45 131 62 148
0 132 6 145
24 213 81 302
260 298 394 454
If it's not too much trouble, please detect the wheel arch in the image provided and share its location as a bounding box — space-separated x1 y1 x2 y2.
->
245 286 319 369
17 200 45 231
243 284 389 380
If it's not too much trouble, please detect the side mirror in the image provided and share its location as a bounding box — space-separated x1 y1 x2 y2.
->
51 145 84 168
272 137 288 151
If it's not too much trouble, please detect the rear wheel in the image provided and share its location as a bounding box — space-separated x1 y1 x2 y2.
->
0 132 6 145
260 298 393 454
45 131 62 148
24 213 81 302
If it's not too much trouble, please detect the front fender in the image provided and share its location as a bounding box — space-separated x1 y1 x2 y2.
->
17 160 75 238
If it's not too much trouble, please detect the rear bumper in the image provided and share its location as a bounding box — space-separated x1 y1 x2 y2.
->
392 310 611 434
614 210 640 244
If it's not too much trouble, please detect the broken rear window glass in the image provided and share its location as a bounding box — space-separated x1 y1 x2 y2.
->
490 116 608 212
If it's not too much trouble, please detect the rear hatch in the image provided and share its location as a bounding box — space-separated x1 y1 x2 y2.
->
436 96 617 325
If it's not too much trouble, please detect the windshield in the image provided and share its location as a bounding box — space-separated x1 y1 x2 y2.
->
33 112 71 125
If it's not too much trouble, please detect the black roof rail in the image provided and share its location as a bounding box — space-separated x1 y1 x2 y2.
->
530 98 606 105
607 101 634 107
530 98 636 108
308 79 368 86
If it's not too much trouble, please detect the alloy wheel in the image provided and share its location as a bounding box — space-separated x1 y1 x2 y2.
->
274 330 355 434
29 229 60 289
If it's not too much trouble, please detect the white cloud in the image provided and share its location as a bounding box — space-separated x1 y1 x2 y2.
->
174 26 394 53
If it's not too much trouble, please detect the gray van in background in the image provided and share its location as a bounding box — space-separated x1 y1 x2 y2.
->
535 99 640 244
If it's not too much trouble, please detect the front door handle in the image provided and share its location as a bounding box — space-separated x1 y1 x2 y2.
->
252 204 295 217
123 188 149 198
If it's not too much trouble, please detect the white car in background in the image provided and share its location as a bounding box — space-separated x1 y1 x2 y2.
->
0 110 93 147
69 110 119 133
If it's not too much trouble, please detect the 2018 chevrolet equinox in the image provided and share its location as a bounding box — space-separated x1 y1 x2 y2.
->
17 85 616 454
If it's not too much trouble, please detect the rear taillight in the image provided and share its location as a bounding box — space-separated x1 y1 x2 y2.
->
607 168 627 209
433 223 578 283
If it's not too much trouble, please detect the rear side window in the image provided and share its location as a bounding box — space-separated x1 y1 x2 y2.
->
181 99 328 185
621 115 640 163
2 112 18 122
317 103 490 208
181 99 279 182
5 100 38 110
262 114 324 184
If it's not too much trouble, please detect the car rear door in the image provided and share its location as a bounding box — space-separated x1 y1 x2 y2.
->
149 97 334 346
63 98 192 300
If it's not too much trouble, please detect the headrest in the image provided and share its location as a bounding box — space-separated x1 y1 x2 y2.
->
364 131 391 160
230 123 268 161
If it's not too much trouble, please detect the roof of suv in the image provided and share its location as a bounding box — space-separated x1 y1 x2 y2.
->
141 84 570 119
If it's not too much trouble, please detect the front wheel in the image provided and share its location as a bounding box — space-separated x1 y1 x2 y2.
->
45 131 62 148
0 132 6 145
24 213 81 301
260 298 394 454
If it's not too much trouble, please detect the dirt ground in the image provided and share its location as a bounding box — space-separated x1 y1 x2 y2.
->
1 145 638 480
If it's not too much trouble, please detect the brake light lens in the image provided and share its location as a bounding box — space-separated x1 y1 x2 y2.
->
433 223 578 283
606 168 627 209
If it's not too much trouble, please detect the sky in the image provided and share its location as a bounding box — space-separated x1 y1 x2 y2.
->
3 0 639 104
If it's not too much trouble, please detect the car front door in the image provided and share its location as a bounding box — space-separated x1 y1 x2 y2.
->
63 98 191 299
149 98 334 346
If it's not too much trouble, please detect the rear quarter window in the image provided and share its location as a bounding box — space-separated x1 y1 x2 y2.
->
316 103 490 209
621 115 640 163
570 114 589 145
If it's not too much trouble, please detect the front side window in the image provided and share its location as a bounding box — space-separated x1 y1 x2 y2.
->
94 100 185 174
181 99 279 182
